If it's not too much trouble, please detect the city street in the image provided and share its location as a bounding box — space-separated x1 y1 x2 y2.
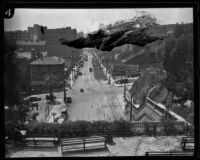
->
34 49 127 122
66 50 127 121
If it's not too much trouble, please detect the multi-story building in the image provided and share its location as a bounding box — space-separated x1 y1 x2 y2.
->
29 56 65 89
5 24 80 58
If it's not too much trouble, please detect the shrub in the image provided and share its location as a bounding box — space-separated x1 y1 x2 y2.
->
112 119 131 136
15 120 187 138
162 120 177 136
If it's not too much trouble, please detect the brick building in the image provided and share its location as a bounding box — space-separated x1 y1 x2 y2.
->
29 56 65 89
5 24 81 58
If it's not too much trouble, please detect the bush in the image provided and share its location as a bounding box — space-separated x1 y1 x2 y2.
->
112 120 131 136
15 120 187 138
162 120 177 136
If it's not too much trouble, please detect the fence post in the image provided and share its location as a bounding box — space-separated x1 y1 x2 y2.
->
105 136 107 148
61 139 63 155
183 138 187 151
33 135 36 151
153 125 157 137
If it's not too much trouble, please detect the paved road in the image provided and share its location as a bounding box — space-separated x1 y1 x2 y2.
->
66 49 127 121
34 49 127 122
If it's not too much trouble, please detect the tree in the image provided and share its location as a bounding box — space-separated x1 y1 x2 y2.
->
45 75 56 103
163 38 176 74
174 23 184 39
99 23 105 30
4 41 21 106
4 41 30 130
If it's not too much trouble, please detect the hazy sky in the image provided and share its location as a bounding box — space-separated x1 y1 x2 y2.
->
4 8 193 33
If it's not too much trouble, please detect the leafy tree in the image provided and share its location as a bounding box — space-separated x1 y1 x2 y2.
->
174 23 184 39
163 38 176 74
5 41 30 138
4 41 21 106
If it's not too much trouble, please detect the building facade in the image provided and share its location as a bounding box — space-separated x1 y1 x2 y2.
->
5 24 80 58
30 56 65 89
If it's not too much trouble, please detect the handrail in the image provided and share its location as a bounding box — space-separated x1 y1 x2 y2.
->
146 97 187 122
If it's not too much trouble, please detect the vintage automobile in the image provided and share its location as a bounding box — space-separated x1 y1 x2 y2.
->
28 96 41 102
66 97 72 103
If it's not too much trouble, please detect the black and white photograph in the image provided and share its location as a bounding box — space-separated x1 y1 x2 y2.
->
3 5 197 158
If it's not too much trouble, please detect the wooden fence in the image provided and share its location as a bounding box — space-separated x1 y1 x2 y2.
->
130 121 185 129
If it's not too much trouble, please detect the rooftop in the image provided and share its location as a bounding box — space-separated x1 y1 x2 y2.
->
16 41 46 45
30 56 64 65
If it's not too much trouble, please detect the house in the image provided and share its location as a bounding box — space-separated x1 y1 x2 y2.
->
29 56 65 89
133 97 187 123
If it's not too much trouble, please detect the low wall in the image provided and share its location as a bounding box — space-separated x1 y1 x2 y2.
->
130 121 186 135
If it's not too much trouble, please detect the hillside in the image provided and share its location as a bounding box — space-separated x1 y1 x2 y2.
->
118 23 193 68
128 23 194 124
130 68 167 105
130 67 194 124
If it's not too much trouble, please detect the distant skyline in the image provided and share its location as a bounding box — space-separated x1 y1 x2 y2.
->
4 8 193 33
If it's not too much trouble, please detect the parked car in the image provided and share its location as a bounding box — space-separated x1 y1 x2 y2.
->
61 110 68 117
78 72 82 75
80 88 84 93
121 79 129 84
66 97 72 103
28 96 41 102
89 68 92 72
46 95 56 101
54 117 59 122
65 87 69 91
30 102 39 110
20 91 28 97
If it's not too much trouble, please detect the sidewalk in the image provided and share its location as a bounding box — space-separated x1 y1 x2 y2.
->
7 136 183 157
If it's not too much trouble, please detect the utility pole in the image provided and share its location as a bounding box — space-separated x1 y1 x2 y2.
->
130 94 133 121
47 101 49 118
64 78 66 102
71 52 73 79
121 70 122 87
51 112 56 122
124 72 127 98
138 64 140 77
